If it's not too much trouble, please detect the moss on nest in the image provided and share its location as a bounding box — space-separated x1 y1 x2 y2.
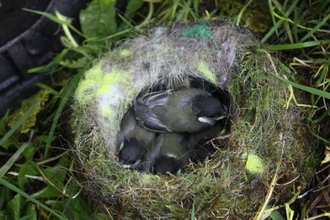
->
70 20 318 218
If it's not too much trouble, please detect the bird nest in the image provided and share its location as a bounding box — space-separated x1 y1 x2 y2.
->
70 20 318 218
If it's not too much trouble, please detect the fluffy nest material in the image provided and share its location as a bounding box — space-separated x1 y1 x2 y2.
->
70 20 318 218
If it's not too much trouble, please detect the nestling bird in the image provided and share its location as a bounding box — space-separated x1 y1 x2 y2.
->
188 121 228 161
144 132 192 174
134 87 228 133
117 109 156 168
153 155 183 175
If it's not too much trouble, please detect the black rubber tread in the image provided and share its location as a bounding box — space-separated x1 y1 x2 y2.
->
0 0 90 116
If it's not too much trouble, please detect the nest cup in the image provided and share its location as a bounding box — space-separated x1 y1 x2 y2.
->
71 20 318 218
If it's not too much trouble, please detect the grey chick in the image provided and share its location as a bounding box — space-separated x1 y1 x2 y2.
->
144 132 192 174
117 109 156 168
188 121 228 161
134 87 228 133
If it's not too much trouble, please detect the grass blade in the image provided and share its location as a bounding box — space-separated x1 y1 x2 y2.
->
0 101 37 147
268 39 330 50
44 71 84 157
0 130 34 178
0 178 65 220
22 8 87 39
272 74 330 99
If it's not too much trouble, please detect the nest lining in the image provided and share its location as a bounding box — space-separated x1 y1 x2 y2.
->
70 20 318 218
